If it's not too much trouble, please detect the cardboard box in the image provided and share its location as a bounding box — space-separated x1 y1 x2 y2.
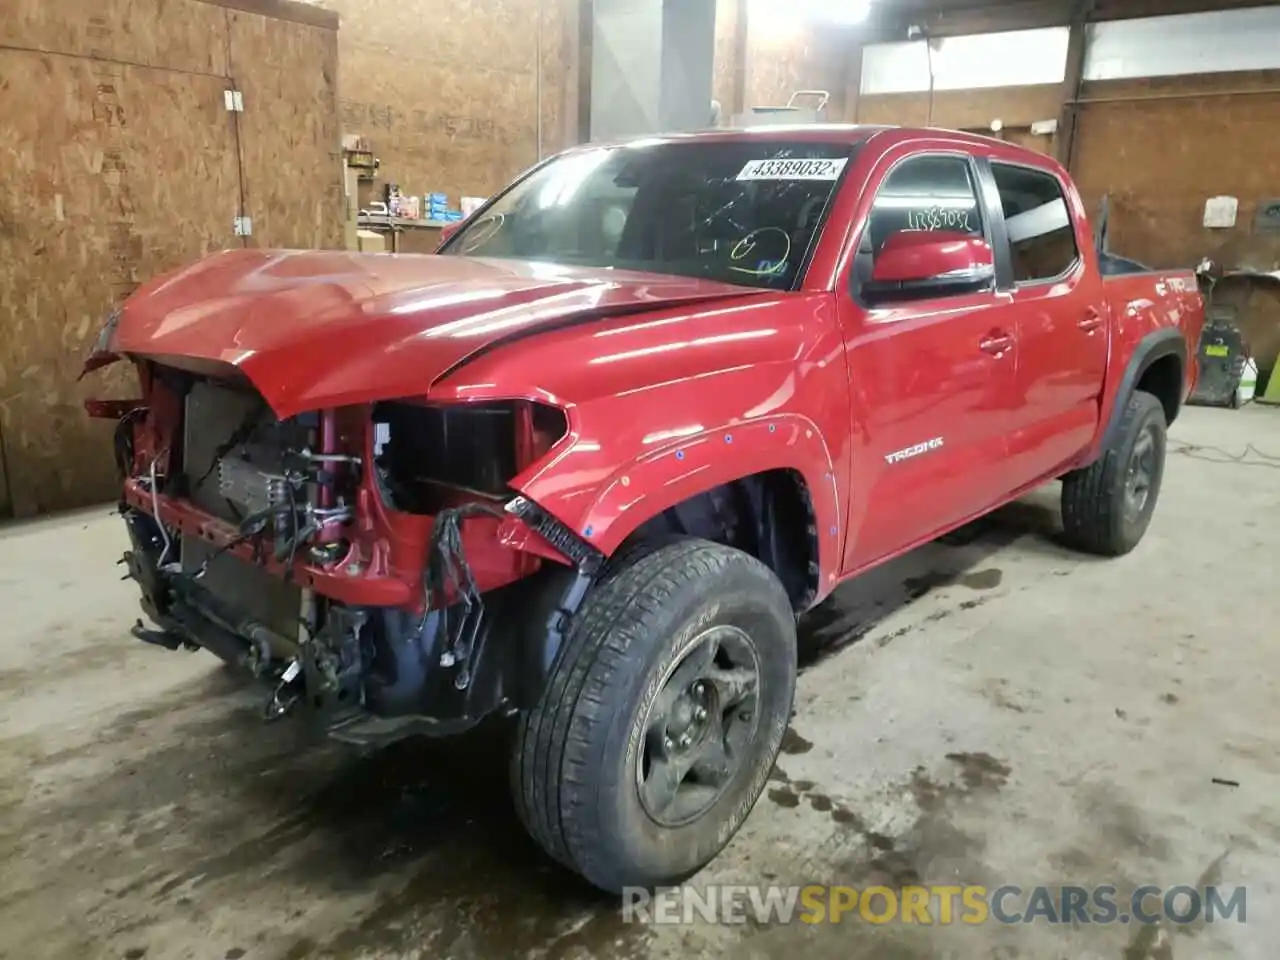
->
356 229 386 253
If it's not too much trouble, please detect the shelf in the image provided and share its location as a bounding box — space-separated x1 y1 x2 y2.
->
358 214 454 230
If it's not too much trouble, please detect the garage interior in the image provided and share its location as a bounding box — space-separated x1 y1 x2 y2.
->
2 0 1280 957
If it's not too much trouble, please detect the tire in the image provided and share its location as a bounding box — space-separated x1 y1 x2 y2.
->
510 537 797 893
1061 390 1167 556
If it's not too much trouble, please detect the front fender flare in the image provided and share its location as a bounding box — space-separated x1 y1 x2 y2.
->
568 414 843 586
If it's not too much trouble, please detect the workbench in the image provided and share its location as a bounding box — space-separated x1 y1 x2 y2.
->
356 214 451 253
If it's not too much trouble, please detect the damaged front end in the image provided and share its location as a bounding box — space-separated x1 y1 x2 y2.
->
92 358 601 746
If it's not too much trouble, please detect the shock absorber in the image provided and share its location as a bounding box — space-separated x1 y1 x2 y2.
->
301 409 359 564
318 408 338 513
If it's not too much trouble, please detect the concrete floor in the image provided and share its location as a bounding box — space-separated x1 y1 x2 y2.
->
2 405 1278 960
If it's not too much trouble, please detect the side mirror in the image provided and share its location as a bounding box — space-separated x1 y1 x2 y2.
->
864 230 995 301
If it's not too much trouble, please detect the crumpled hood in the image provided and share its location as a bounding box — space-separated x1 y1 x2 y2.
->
104 248 765 417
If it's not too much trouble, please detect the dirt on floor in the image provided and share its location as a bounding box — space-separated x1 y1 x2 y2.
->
2 406 1278 960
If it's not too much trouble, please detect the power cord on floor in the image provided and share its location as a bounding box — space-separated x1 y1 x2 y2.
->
1169 440 1280 468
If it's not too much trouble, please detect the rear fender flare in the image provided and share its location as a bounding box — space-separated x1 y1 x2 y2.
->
572 415 843 585
1097 327 1186 456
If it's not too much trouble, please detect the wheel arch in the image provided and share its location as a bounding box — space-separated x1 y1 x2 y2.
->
1098 327 1186 456
543 416 841 609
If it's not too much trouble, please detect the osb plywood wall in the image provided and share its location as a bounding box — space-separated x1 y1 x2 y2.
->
0 0 340 517
743 22 853 119
230 8 344 250
712 0 741 116
854 84 1062 132
314 0 573 207
1071 71 1280 269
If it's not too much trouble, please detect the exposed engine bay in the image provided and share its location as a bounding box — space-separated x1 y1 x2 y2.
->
114 364 598 745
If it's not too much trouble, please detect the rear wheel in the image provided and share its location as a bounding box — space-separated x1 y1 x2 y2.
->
510 538 796 892
1061 390 1167 556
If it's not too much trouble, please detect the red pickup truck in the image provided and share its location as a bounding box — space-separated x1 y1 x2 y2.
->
85 125 1203 894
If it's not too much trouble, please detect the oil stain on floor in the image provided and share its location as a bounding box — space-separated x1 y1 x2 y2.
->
0 674 648 960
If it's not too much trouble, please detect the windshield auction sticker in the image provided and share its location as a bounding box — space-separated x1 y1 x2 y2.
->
735 158 848 181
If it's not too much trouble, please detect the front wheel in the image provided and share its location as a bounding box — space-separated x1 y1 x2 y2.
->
510 538 797 893
1061 390 1167 556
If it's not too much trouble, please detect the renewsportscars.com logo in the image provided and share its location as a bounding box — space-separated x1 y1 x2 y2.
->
622 884 1247 927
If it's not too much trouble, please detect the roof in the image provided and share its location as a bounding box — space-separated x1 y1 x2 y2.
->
569 124 890 153
571 124 1057 161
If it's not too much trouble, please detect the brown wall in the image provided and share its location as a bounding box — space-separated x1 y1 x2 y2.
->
854 84 1061 131
742 22 855 119
712 0 742 116
317 0 574 208
0 0 341 517
1071 71 1280 269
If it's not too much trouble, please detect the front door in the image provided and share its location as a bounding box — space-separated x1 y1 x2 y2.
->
838 153 1020 573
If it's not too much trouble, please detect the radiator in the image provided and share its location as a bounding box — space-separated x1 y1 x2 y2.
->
180 380 306 642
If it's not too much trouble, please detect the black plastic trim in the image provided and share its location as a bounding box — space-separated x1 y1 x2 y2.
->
972 158 1015 291
1099 327 1187 454
505 494 605 574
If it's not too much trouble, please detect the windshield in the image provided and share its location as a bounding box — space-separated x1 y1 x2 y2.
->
439 140 856 290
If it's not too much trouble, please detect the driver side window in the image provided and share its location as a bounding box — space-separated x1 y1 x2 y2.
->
857 155 985 289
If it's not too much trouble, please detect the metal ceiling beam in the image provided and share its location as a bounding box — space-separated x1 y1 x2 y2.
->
1055 0 1093 168
864 0 1071 39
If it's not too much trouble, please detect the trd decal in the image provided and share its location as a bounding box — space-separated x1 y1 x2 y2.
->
884 437 944 464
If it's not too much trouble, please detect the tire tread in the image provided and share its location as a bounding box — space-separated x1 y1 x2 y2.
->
510 538 792 891
1061 390 1165 556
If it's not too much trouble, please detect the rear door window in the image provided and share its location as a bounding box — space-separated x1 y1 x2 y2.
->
989 163 1079 284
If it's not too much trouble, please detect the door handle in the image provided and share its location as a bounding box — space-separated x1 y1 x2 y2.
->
1078 310 1104 333
979 331 1014 355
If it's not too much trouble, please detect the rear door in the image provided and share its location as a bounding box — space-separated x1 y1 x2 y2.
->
979 160 1108 484
837 151 1021 572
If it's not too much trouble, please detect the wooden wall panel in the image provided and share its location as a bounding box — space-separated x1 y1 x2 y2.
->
337 44 538 201
2 0 230 75
712 0 741 116
229 9 344 249
1006 129 1055 155
318 0 569 204
854 84 1061 130
744 24 853 118
536 0 569 156
0 51 241 515
0 0 340 517
1072 71 1280 268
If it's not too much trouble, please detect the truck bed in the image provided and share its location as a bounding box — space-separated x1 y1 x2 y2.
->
1102 266 1205 404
